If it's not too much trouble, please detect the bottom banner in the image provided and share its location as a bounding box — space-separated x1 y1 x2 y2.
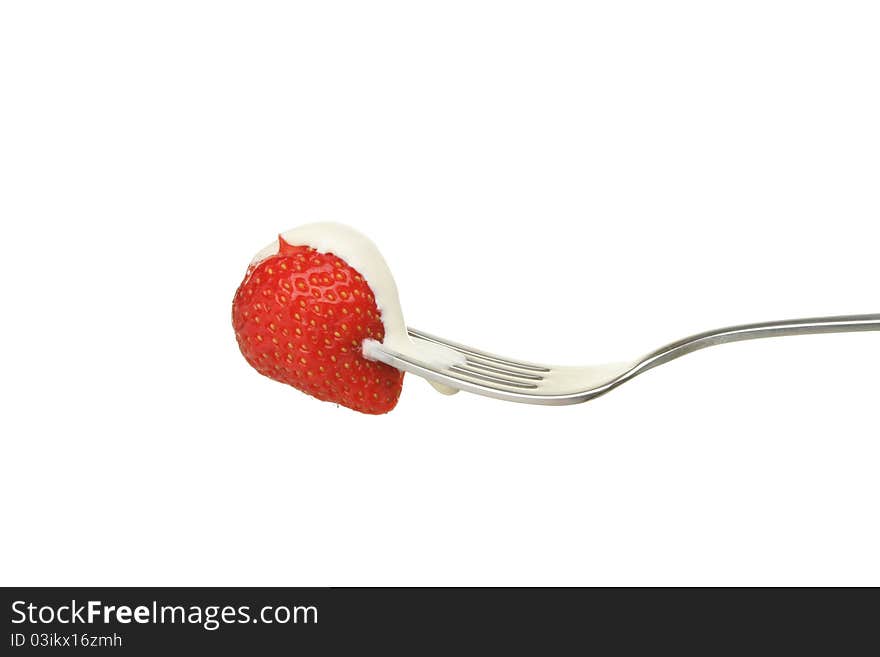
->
0 587 873 653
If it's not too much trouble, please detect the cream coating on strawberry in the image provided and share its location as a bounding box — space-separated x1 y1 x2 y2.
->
250 223 409 355
250 223 465 371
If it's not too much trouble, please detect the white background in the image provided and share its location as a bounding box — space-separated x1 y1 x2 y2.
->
1 1 878 586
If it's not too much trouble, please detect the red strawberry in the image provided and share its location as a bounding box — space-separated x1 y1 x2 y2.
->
232 236 404 414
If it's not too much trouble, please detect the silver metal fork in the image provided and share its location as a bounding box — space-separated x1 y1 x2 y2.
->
368 314 880 405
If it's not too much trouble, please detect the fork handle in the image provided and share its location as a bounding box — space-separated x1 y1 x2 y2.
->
632 314 880 377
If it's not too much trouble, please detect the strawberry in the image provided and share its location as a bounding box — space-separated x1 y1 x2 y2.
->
232 235 404 414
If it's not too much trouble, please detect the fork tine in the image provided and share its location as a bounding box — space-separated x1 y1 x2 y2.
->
459 359 545 381
407 328 551 373
447 365 540 389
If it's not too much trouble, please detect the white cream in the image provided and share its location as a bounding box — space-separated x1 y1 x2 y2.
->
251 222 464 392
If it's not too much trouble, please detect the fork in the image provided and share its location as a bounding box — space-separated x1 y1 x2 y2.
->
367 314 880 405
